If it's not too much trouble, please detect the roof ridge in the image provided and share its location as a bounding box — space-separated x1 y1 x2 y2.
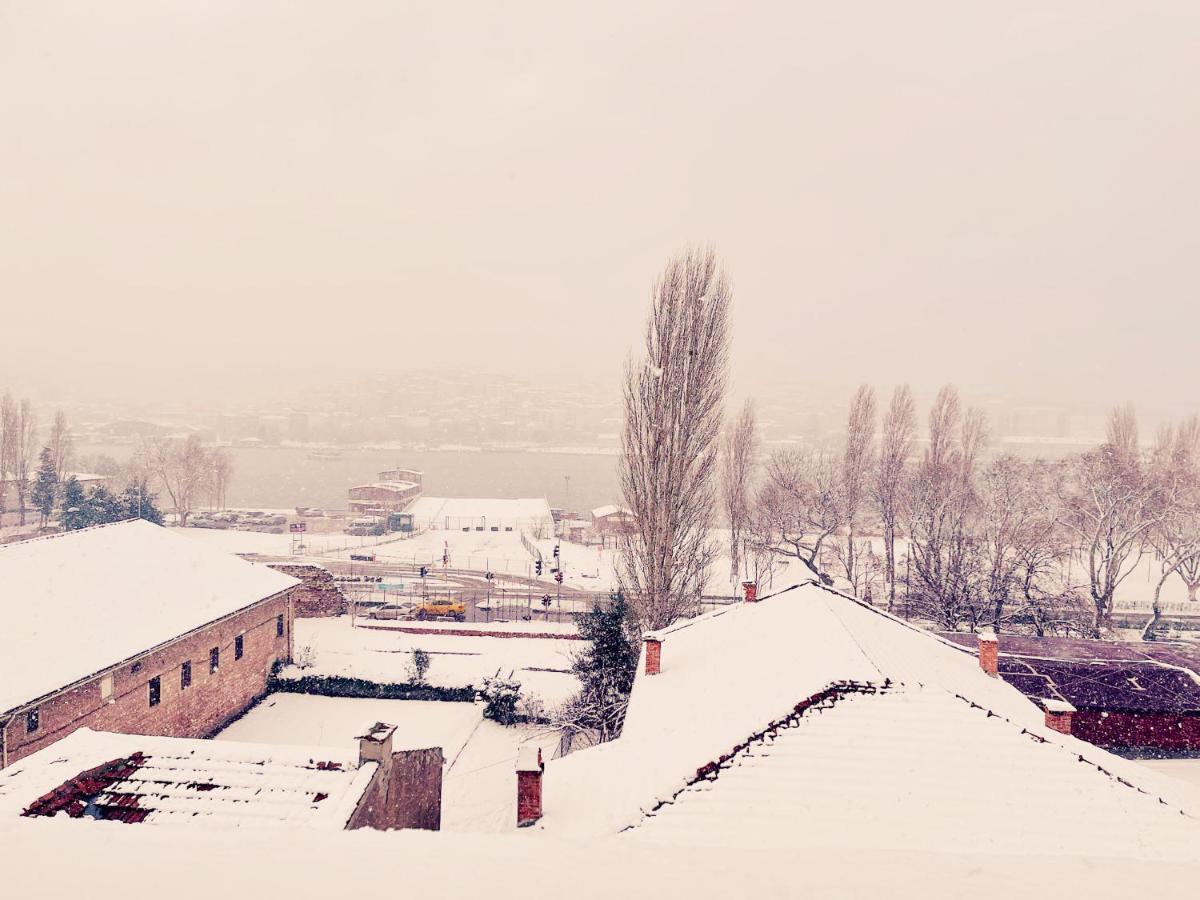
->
0 517 147 551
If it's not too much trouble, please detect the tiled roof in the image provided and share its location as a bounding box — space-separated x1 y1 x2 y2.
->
540 583 1200 853
0 729 373 829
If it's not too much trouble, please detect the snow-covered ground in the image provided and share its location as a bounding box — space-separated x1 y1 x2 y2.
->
215 694 482 757
1142 759 1200 790
288 616 583 708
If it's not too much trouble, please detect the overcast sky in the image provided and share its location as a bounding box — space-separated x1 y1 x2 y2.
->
1 1 1198 411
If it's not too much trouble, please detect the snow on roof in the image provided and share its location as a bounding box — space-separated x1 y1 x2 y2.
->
0 728 373 829
407 497 554 525
540 583 1200 848
590 505 631 519
350 481 420 494
0 520 299 715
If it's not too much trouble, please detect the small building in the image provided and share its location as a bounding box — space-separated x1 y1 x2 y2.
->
378 468 424 486
0 722 443 831
406 497 555 535
348 474 423 516
590 504 635 547
0 520 300 768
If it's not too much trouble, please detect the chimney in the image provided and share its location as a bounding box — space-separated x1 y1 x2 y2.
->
516 746 544 827
742 581 758 603
644 634 662 676
1039 699 1076 736
357 722 396 767
978 633 999 677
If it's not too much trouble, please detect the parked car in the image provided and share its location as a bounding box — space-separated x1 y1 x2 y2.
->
368 604 415 621
414 598 466 621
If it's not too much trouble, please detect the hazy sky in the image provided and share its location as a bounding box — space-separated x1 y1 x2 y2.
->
2 2 1198 410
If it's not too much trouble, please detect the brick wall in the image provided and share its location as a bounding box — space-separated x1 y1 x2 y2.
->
347 747 443 831
1072 710 1200 752
2 589 295 767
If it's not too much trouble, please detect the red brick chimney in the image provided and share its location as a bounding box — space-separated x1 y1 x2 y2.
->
516 746 544 827
742 581 758 603
644 635 662 676
1039 699 1076 735
978 633 998 677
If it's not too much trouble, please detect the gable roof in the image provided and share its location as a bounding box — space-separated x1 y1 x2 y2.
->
0 728 372 829
0 520 299 715
541 583 1200 853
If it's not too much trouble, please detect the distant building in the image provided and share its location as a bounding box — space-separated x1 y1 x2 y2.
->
590 505 635 547
348 469 423 515
0 520 300 768
407 497 554 534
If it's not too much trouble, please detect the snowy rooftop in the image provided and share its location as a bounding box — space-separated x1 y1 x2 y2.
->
0 728 374 829
406 497 554 524
539 583 1200 858
590 504 631 519
350 481 420 494
0 520 299 715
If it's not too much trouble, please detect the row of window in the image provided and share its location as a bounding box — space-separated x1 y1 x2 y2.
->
24 615 285 732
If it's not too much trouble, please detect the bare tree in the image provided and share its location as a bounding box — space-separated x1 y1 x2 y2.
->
208 447 234 510
751 448 842 581
840 384 877 591
905 386 988 630
139 434 212 527
0 392 15 518
1141 417 1200 637
1057 406 1177 636
11 399 37 526
48 409 74 482
874 385 916 611
721 399 757 584
619 248 730 631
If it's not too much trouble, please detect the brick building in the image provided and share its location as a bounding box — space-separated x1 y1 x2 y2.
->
0 520 300 768
348 469 423 515
267 564 348 617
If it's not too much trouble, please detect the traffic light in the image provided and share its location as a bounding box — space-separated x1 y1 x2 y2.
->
541 595 552 608
553 544 560 558
555 570 564 584
535 559 543 576
419 565 428 578
485 571 494 581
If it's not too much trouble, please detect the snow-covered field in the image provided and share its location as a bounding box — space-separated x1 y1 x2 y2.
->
288 616 583 707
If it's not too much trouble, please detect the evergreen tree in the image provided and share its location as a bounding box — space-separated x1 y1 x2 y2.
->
59 476 90 531
121 480 164 525
563 592 640 741
86 485 128 525
31 447 58 528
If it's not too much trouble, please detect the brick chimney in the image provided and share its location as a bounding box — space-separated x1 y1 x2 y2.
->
978 633 999 677
357 722 396 766
742 581 758 603
644 634 662 676
516 746 544 827
1039 698 1076 735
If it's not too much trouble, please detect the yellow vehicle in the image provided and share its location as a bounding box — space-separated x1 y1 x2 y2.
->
415 597 466 621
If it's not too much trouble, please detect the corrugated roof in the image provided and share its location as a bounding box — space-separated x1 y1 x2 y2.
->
0 520 299 714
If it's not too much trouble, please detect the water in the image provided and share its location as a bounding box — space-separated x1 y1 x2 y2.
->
78 444 620 514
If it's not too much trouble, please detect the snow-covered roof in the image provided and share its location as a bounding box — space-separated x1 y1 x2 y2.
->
540 583 1200 854
406 497 554 525
590 504 631 519
0 728 373 829
0 520 299 715
349 481 420 494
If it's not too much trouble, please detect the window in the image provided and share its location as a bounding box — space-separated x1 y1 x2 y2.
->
130 662 142 675
148 677 161 708
276 614 285 637
210 647 220 674
181 661 192 690
100 674 113 702
26 708 39 733
234 634 244 660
